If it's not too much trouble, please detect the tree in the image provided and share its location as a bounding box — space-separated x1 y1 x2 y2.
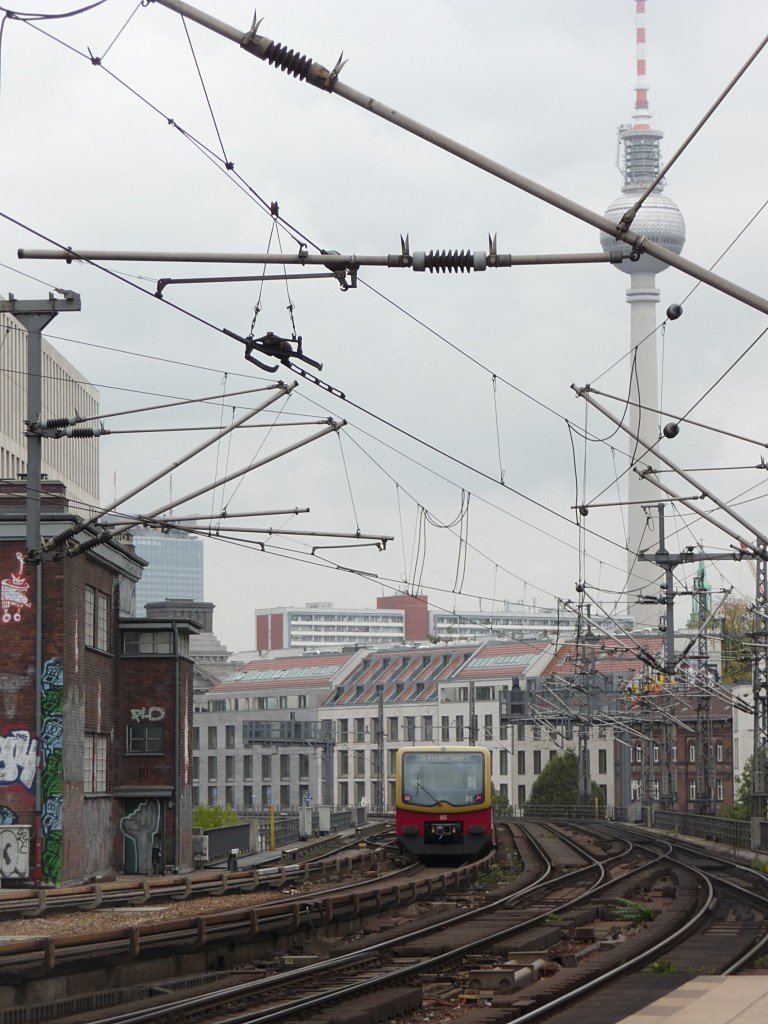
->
720 597 753 685
192 804 240 829
525 749 604 810
491 785 509 811
720 756 768 820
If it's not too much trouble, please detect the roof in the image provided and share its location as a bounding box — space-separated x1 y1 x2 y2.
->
456 641 551 679
538 636 665 679
210 651 357 692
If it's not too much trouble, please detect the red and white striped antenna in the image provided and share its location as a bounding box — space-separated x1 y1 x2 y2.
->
633 0 652 130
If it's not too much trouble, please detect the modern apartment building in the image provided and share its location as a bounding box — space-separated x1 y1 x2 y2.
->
254 595 631 653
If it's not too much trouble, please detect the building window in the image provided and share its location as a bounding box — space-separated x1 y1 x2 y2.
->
598 749 607 774
243 785 253 807
716 779 724 801
208 726 218 750
83 734 107 793
339 749 349 776
261 754 271 779
688 743 696 763
499 723 508 741
422 716 433 741
208 786 218 806
192 727 199 750
299 754 309 780
338 781 349 806
225 725 235 749
225 785 234 806
355 750 366 775
122 631 174 655
192 756 199 780
225 756 235 782
517 784 526 806
208 755 217 781
653 743 659 763
532 725 541 740
243 755 253 780
533 750 542 775
339 719 349 743
280 785 290 807
279 696 288 709
500 749 508 775
85 586 110 652
355 782 365 806
716 742 723 763
441 716 450 742
298 694 307 709
517 750 525 775
405 717 416 742
517 722 525 741
689 780 697 801
455 715 464 742
127 723 163 754
388 717 399 742
387 748 396 774
355 718 366 742
280 754 290 779
261 784 271 805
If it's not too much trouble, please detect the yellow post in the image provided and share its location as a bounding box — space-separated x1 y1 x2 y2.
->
595 796 599 819
269 803 275 850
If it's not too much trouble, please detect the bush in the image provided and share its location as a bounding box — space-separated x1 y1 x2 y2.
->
193 804 240 829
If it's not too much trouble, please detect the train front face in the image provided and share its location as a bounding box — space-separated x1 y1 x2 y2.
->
396 745 492 860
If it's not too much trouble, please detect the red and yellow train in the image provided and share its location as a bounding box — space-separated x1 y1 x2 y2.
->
395 745 493 862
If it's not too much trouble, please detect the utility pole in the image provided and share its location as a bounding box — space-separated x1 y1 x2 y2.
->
575 609 597 807
0 291 81 882
637 502 744 812
0 293 82 557
692 559 715 814
469 681 477 745
752 556 768 818
376 684 385 812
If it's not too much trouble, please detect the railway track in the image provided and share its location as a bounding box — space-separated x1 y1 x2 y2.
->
1 821 766 1024
0 826 390 921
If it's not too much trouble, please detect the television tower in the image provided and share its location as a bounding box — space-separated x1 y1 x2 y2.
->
600 0 686 626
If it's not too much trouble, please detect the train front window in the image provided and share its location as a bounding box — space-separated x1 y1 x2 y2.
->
401 751 486 806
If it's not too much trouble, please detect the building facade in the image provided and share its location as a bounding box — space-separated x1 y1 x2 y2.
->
0 481 198 883
193 636 731 817
254 596 633 652
0 307 99 511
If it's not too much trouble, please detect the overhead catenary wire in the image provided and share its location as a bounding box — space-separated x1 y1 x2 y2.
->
4 4 765 626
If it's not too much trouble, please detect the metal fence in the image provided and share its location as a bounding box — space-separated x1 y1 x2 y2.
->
653 810 753 850
504 804 627 821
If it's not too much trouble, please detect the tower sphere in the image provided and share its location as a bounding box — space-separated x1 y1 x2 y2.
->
600 189 686 275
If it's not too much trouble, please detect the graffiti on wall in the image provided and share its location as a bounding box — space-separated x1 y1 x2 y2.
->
130 707 165 722
1 552 30 624
0 807 18 825
0 730 38 790
120 799 160 874
40 657 63 885
0 825 30 878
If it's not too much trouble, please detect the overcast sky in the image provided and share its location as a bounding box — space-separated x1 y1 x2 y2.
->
2 0 768 654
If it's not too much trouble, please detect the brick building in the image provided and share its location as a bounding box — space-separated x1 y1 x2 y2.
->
0 481 199 884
